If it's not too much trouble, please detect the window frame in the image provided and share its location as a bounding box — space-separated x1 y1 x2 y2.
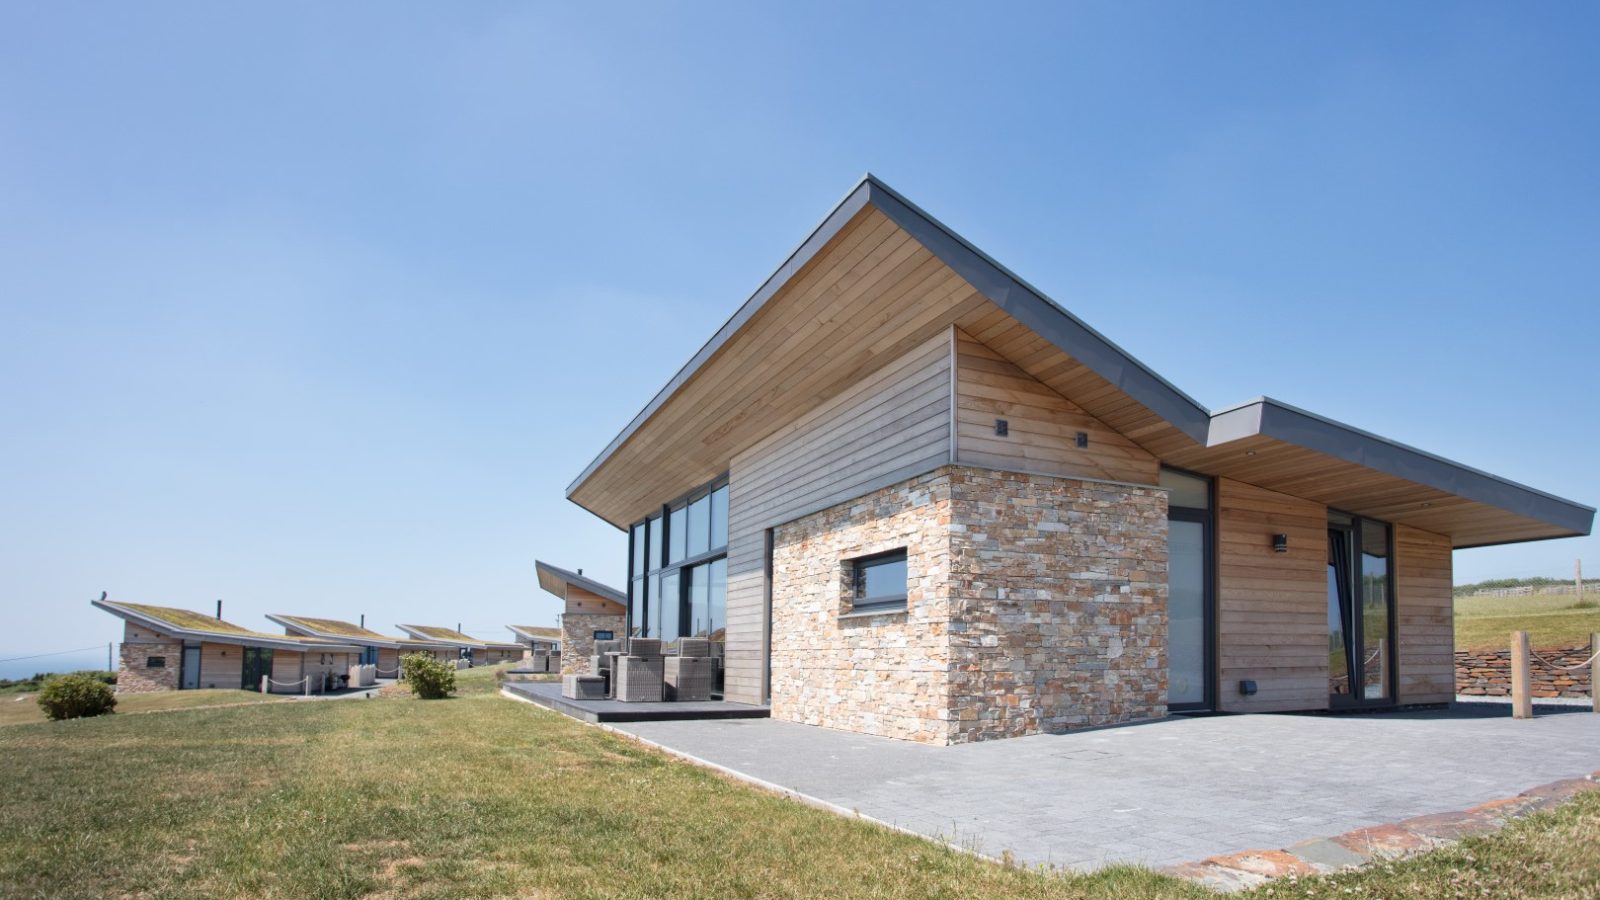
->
627 474 731 640
846 548 910 615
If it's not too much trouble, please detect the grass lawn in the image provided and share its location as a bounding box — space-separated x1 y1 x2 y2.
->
1455 593 1600 651
0 687 285 727
1 664 1596 898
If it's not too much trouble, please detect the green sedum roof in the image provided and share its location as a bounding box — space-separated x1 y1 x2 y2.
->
274 615 392 641
113 603 354 647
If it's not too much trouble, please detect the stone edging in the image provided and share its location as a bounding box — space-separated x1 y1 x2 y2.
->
1163 771 1600 892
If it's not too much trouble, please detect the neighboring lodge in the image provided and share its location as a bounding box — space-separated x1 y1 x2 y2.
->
94 598 558 694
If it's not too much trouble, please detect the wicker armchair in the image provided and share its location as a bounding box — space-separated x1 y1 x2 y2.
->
665 656 714 701
614 655 665 702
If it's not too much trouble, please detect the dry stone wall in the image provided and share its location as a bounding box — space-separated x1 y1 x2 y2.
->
1456 645 1595 699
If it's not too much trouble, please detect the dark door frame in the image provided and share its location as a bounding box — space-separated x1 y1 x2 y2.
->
1165 467 1217 713
1327 511 1398 709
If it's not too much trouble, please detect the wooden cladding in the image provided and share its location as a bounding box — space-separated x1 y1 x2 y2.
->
1394 524 1455 704
723 332 954 704
953 328 1158 486
1215 477 1330 713
566 585 625 617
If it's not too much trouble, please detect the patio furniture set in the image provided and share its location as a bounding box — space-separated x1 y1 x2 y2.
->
561 637 721 703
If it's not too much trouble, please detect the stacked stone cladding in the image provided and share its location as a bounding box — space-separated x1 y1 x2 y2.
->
770 464 1170 745
770 471 957 743
946 468 1168 741
118 624 182 693
1456 645 1594 699
560 613 627 675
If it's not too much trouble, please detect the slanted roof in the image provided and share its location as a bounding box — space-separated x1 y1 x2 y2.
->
565 174 1591 548
267 614 455 650
534 561 627 607
395 624 522 652
508 625 561 644
94 600 361 653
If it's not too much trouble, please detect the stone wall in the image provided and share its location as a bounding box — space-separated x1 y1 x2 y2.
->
770 470 956 743
1456 645 1595 699
560 613 626 675
769 465 1170 745
946 468 1169 741
117 639 181 693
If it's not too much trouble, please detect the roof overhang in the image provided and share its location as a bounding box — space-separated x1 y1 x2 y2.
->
507 625 561 644
535 560 628 605
563 174 1592 548
1174 398 1594 547
565 174 1211 528
95 601 362 653
266 614 411 649
395 625 484 649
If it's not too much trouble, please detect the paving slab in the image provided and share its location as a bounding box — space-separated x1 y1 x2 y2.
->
606 704 1599 873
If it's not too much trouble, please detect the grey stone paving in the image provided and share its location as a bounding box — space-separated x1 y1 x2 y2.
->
610 704 1599 872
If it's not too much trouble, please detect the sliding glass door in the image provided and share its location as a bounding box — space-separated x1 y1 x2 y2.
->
1327 512 1394 706
1162 468 1214 711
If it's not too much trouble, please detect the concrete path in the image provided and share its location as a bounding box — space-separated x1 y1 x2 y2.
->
609 705 1599 874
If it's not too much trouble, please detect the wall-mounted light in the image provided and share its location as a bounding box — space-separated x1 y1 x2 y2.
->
1075 431 1089 448
994 419 1009 437
1239 679 1258 696
1272 533 1288 553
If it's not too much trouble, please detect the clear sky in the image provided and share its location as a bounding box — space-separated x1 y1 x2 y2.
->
3 4 1597 678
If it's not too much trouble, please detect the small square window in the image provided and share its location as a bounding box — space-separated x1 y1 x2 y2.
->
146 656 166 669
849 549 908 613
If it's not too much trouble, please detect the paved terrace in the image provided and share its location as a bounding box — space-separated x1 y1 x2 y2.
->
607 705 1599 874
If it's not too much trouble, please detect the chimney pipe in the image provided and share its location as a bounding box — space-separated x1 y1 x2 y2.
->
216 599 223 620
578 568 583 575
360 614 365 629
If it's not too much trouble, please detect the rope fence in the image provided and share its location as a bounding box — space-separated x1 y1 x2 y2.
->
261 675 311 696
1509 630 1597 719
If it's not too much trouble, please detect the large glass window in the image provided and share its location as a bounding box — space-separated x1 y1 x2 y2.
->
668 505 687 564
710 485 729 550
628 477 730 645
1162 467 1213 710
687 493 710 557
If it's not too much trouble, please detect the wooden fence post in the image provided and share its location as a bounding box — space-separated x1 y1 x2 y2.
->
260 675 268 695
1591 632 1597 715
1511 630 1533 719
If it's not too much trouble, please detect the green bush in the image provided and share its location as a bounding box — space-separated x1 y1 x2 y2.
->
36 673 118 721
400 653 456 699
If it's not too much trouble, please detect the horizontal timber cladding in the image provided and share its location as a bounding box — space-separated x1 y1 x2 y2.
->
1394 524 1455 704
953 328 1159 486
378 647 399 675
725 331 955 704
1215 477 1330 712
270 650 304 693
565 585 625 617
198 641 244 691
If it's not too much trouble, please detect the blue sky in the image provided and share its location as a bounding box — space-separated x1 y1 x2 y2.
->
3 4 1597 677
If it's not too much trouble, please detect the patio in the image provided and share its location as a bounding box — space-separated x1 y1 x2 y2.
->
601 703 1599 874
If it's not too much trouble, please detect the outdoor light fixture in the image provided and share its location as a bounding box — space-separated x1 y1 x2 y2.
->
994 418 1009 437
1272 533 1288 553
1075 431 1089 448
1239 680 1258 696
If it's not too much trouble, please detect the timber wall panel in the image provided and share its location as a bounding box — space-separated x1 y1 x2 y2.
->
1216 477 1330 712
1394 524 1455 704
271 650 304 693
198 641 243 691
724 331 954 704
952 329 1159 486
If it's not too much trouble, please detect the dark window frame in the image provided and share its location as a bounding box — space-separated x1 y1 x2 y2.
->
146 656 167 669
1161 464 1217 713
848 548 910 613
627 474 731 640
1327 509 1398 709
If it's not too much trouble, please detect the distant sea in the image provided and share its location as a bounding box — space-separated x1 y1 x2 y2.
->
1 650 113 682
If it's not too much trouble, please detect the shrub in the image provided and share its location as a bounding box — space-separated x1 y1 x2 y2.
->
400 653 456 699
36 673 118 721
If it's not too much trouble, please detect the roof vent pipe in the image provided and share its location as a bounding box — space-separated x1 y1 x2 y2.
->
216 599 223 620
360 614 365 629
578 568 583 575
